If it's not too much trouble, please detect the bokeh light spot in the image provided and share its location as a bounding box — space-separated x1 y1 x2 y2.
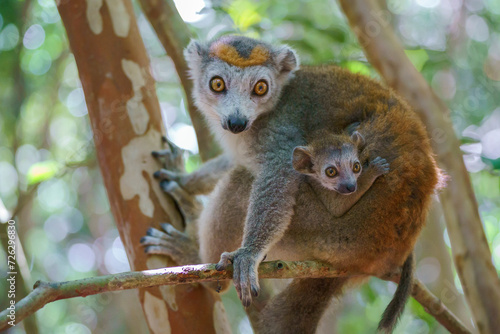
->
68 243 96 272
466 15 489 42
0 23 20 51
23 24 45 50
0 162 18 195
29 49 52 75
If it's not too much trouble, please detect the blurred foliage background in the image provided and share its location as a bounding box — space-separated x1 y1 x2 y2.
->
0 0 499 333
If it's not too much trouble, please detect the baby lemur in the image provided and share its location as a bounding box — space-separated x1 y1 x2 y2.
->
143 35 441 333
292 130 390 217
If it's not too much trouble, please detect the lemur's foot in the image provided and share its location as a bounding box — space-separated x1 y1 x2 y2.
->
141 223 200 265
215 247 261 307
141 181 202 264
370 156 390 176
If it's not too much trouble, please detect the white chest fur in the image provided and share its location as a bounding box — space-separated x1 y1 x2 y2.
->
211 124 259 172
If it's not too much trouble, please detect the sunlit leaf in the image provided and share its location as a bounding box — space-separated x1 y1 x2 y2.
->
228 0 263 31
405 49 429 72
26 160 60 185
344 61 371 76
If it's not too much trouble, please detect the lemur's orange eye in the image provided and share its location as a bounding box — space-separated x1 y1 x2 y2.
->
254 80 268 96
353 162 361 173
325 167 338 178
210 77 225 92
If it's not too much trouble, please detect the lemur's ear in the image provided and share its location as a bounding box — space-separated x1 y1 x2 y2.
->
273 45 299 74
184 40 207 71
293 146 314 175
351 131 365 149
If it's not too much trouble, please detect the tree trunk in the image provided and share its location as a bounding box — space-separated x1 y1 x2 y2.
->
57 1 229 333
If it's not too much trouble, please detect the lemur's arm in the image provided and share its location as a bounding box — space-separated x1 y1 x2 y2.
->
216 129 302 307
154 154 233 195
330 156 390 217
217 162 300 306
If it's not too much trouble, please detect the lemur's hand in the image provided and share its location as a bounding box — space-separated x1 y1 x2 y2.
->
152 136 184 170
152 136 190 191
153 168 186 187
369 156 390 177
216 247 261 307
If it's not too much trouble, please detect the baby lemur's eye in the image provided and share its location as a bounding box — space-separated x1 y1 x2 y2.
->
353 162 361 173
210 77 225 92
325 167 338 178
253 80 268 96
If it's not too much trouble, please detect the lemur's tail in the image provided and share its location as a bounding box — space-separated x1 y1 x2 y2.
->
377 252 414 334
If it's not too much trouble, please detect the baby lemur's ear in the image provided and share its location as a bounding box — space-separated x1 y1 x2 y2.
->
351 131 365 149
273 45 300 74
292 146 314 175
184 40 207 72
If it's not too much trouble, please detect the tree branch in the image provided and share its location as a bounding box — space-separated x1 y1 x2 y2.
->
338 0 500 332
138 0 221 161
0 261 470 334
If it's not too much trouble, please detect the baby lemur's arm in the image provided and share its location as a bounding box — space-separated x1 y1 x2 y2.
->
329 156 389 217
154 154 233 195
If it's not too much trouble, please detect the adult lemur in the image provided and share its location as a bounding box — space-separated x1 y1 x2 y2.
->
142 35 441 333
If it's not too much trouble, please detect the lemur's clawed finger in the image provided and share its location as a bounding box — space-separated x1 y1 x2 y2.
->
160 181 202 221
152 137 184 170
161 136 181 155
140 235 176 248
141 225 200 264
215 252 234 271
153 169 178 181
371 156 390 175
144 227 168 239
143 245 183 259
151 149 170 159
160 223 185 238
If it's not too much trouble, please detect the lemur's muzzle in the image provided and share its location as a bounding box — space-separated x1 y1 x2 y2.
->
226 115 248 134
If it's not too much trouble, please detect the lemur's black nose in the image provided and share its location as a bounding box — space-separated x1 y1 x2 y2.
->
227 116 248 134
346 184 356 192
338 183 357 194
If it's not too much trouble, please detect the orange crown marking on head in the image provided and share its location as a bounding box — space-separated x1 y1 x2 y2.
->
210 43 270 68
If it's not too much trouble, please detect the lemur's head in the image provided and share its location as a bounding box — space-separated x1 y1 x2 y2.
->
293 131 365 194
184 35 299 134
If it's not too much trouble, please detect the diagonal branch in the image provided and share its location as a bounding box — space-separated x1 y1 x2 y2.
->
338 0 500 332
138 0 221 161
0 260 470 334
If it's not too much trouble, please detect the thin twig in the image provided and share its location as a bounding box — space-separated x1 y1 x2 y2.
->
0 260 470 333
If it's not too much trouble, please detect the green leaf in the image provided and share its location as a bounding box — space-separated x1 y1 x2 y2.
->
227 0 263 31
344 61 371 76
405 49 429 72
26 160 60 185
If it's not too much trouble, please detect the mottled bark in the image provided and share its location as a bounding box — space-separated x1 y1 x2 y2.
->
339 0 500 332
56 1 227 333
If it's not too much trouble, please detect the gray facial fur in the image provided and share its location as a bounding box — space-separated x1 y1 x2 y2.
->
293 132 365 194
184 35 299 136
